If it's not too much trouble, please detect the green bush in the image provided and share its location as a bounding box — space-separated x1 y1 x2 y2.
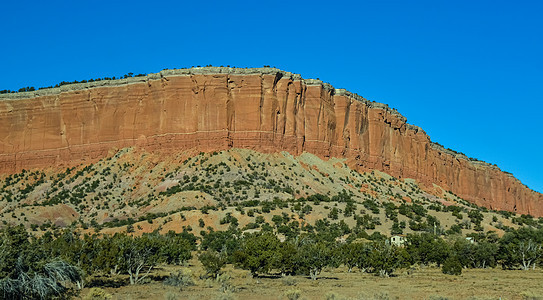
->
163 268 195 289
442 256 462 275
281 275 297 286
199 251 227 278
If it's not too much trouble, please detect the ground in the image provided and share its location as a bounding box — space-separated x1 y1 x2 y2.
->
77 260 543 300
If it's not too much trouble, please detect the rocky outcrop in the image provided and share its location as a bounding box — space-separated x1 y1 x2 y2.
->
0 67 541 216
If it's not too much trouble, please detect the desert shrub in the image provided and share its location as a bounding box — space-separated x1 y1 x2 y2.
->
203 278 215 288
284 289 301 300
337 242 372 273
520 291 543 300
391 221 403 235
406 233 450 266
363 199 380 214
199 250 227 278
220 213 238 226
0 225 82 299
442 256 462 275
163 268 194 289
217 273 237 293
368 242 410 277
83 287 113 300
468 210 484 226
297 242 333 280
232 232 280 277
328 207 339 219
281 275 297 286
242 222 259 230
446 224 462 235
200 230 240 257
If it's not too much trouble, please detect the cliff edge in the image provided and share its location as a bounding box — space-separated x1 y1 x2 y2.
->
0 67 541 216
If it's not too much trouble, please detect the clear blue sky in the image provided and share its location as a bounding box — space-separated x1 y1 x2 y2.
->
1 1 542 193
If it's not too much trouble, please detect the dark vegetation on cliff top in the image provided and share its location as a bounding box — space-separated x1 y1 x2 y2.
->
0 65 275 94
0 72 147 94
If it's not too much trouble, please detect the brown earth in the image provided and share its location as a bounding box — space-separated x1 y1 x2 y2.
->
0 67 541 216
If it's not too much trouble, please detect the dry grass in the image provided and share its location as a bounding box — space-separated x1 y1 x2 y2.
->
77 264 543 300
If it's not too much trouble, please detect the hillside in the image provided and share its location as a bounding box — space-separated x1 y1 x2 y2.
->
0 147 536 237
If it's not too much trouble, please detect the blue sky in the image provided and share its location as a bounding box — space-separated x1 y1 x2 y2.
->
1 1 542 192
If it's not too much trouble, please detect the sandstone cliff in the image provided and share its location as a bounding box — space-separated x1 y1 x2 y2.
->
0 67 541 216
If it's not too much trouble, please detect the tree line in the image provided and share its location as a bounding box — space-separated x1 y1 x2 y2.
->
0 225 196 299
199 224 543 279
0 73 147 95
1 223 543 299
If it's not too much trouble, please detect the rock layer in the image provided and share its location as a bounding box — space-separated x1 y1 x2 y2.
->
0 67 541 216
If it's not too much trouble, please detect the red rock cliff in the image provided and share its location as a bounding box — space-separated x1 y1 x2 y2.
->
0 67 541 216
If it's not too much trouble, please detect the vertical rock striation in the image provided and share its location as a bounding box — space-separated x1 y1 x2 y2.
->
0 67 541 216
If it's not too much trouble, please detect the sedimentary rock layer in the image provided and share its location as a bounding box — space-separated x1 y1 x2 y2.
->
0 67 541 216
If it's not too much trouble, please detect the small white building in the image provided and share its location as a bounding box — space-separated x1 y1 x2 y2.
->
390 235 407 247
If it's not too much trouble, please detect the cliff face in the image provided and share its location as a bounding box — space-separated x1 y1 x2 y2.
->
0 67 541 216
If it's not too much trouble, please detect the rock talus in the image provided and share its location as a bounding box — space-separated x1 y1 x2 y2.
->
0 68 541 216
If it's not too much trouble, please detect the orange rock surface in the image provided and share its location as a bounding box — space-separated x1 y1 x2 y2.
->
0 67 541 216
